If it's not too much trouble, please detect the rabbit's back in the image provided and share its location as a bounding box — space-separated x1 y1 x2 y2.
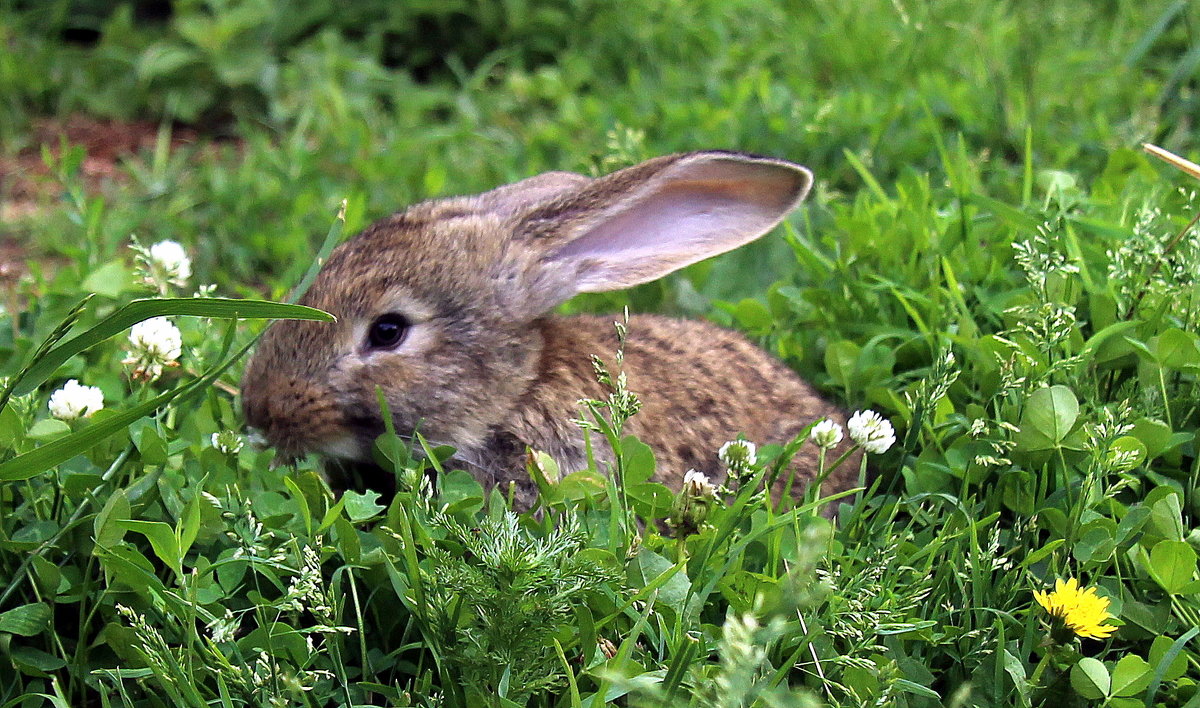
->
504 313 859 495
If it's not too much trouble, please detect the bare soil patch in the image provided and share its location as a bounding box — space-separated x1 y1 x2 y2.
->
0 115 202 279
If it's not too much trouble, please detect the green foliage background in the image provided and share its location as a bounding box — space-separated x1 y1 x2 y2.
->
0 0 1198 706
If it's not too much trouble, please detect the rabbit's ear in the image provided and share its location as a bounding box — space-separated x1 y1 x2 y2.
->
514 152 811 307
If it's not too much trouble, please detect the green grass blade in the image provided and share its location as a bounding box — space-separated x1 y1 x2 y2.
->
0 295 93 412
289 200 346 304
1144 625 1199 706
9 297 332 397
553 639 582 708
1123 0 1188 67
842 148 888 201
0 381 198 482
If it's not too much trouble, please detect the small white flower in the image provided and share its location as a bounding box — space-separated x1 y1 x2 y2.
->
123 317 183 381
682 469 717 498
147 240 191 287
47 379 104 420
809 419 845 449
718 439 757 469
847 410 896 454
968 418 987 437
193 283 217 298
212 431 245 455
207 609 239 644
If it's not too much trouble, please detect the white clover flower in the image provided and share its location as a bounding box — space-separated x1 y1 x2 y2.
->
212 431 245 455
809 418 844 449
847 410 897 454
123 317 183 381
147 240 191 287
47 379 104 421
682 469 717 499
718 439 757 470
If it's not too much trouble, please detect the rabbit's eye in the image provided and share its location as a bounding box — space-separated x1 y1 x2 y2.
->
367 313 410 349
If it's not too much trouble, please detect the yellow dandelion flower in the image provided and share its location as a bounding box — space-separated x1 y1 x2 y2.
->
1034 578 1117 640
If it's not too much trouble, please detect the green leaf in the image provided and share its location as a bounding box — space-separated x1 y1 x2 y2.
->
9 297 333 397
1115 506 1150 547
9 646 67 675
1154 328 1200 370
80 260 132 297
625 482 675 520
620 435 656 485
1020 385 1078 445
31 556 65 597
732 298 772 334
1149 539 1197 594
1073 520 1115 564
1109 655 1152 697
440 468 484 515
824 339 860 388
1148 633 1190 682
136 43 199 80
0 405 20 448
1070 657 1110 699
1079 321 1138 364
0 296 92 412
27 418 71 443
178 490 202 558
1146 487 1184 540
1020 539 1065 568
967 192 1041 230
316 497 347 535
628 549 690 612
1000 648 1030 705
118 520 182 576
239 621 309 664
93 487 131 549
283 475 313 535
1131 418 1174 459
135 424 168 466
343 490 386 523
528 450 562 502
0 603 52 636
290 201 346 304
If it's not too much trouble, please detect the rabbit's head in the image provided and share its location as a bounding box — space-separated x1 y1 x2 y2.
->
242 151 812 474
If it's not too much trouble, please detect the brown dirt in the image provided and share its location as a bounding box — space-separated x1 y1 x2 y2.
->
0 115 203 281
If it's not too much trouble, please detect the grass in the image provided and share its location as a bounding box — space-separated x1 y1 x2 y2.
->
1 0 1199 706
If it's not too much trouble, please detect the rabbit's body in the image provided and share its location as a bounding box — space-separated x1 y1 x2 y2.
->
493 314 857 508
243 151 859 508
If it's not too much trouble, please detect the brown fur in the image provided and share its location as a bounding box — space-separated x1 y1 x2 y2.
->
242 151 859 510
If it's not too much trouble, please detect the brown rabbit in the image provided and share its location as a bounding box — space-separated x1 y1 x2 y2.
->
242 151 859 509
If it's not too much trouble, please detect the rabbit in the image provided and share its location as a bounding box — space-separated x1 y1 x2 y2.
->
242 150 860 510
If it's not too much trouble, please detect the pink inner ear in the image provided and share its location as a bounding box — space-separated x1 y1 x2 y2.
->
555 161 811 293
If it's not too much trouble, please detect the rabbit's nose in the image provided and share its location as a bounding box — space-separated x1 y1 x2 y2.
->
242 375 341 457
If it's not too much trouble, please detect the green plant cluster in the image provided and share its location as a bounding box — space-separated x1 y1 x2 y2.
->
2 0 1200 706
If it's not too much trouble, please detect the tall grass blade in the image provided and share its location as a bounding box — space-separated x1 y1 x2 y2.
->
9 298 331 397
